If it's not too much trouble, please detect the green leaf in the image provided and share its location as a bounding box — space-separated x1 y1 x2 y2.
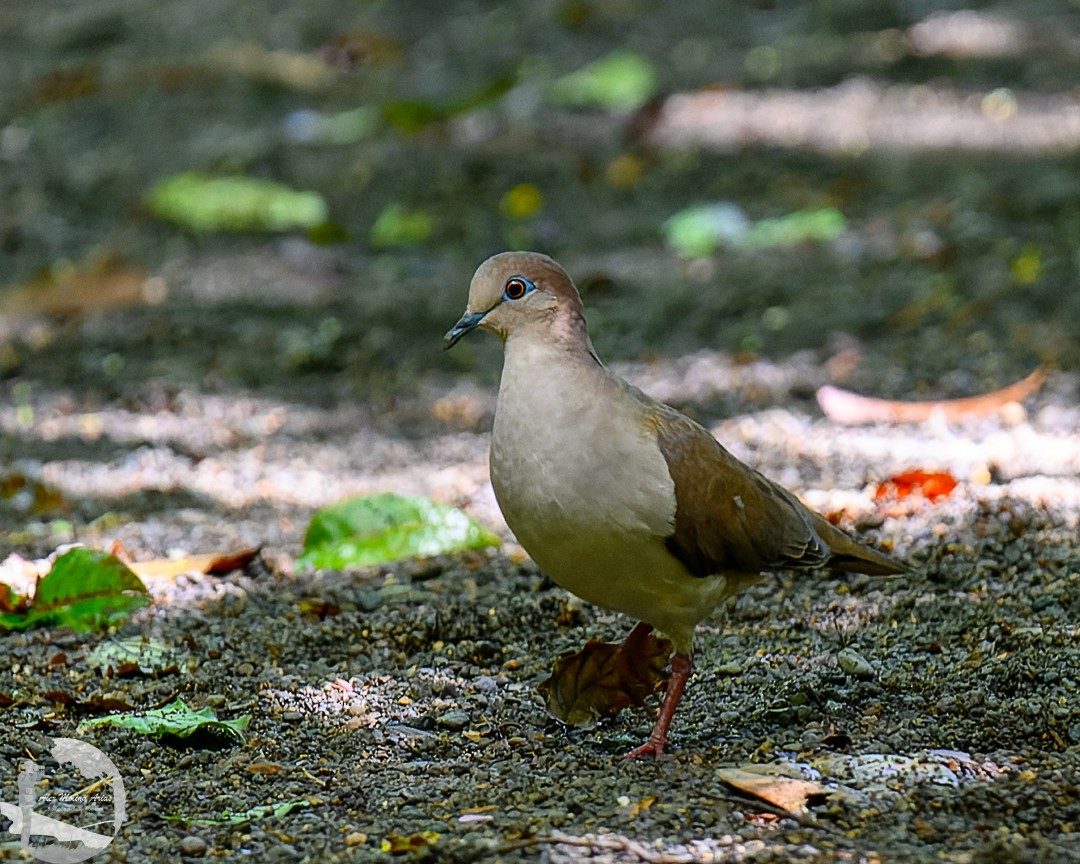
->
0 549 149 632
298 493 499 570
146 172 329 232
79 698 250 747
664 204 847 256
369 203 433 248
164 798 315 827
663 203 749 257
743 207 846 249
381 99 445 134
287 106 377 145
382 71 517 133
549 51 657 111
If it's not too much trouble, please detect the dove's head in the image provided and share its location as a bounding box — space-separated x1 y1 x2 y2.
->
443 251 588 350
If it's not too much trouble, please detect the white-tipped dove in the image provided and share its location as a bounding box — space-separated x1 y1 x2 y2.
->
445 251 905 758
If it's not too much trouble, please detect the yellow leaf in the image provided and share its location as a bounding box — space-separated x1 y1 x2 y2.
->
499 183 543 220
381 831 440 853
1010 243 1041 284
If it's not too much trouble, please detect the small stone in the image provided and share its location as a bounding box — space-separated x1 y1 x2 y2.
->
837 647 876 680
345 831 367 846
179 835 208 857
282 711 304 722
236 662 255 676
437 709 470 731
473 675 498 692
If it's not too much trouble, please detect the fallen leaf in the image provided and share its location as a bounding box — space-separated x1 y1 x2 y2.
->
0 473 71 517
381 831 440 854
146 172 328 232
0 257 152 319
77 695 138 714
79 698 250 748
40 691 136 714
875 471 958 502
298 599 341 620
628 795 656 818
125 548 259 580
0 549 149 632
369 203 433 247
380 72 515 133
717 765 827 816
165 798 315 827
816 367 1045 425
538 633 672 728
549 51 657 111
246 759 284 774
298 493 499 570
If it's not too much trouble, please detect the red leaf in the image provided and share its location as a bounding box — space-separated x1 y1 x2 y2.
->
875 471 957 501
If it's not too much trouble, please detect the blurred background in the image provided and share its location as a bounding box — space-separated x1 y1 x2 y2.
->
1 0 1079 547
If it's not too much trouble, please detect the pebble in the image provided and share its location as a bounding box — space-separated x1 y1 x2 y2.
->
473 674 498 692
837 647 876 680
179 835 208 857
437 709 471 730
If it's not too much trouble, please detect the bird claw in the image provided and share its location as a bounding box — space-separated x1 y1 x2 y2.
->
623 736 666 760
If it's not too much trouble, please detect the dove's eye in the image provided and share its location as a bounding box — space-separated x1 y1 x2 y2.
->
503 276 533 300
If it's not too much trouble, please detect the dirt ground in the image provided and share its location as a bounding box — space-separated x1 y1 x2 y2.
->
3 1 1080 862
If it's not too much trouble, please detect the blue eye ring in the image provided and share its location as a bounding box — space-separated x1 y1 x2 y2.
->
503 276 534 301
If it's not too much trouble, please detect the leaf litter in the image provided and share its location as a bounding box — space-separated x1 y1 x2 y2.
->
539 633 673 728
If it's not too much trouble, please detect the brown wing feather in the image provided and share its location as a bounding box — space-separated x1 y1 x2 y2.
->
649 406 905 578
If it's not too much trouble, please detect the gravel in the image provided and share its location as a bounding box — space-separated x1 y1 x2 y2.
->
1 356 1079 862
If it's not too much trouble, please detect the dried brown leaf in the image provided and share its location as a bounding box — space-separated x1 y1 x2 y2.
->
717 765 827 816
538 634 672 728
127 548 259 580
816 367 1045 425
0 256 152 319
